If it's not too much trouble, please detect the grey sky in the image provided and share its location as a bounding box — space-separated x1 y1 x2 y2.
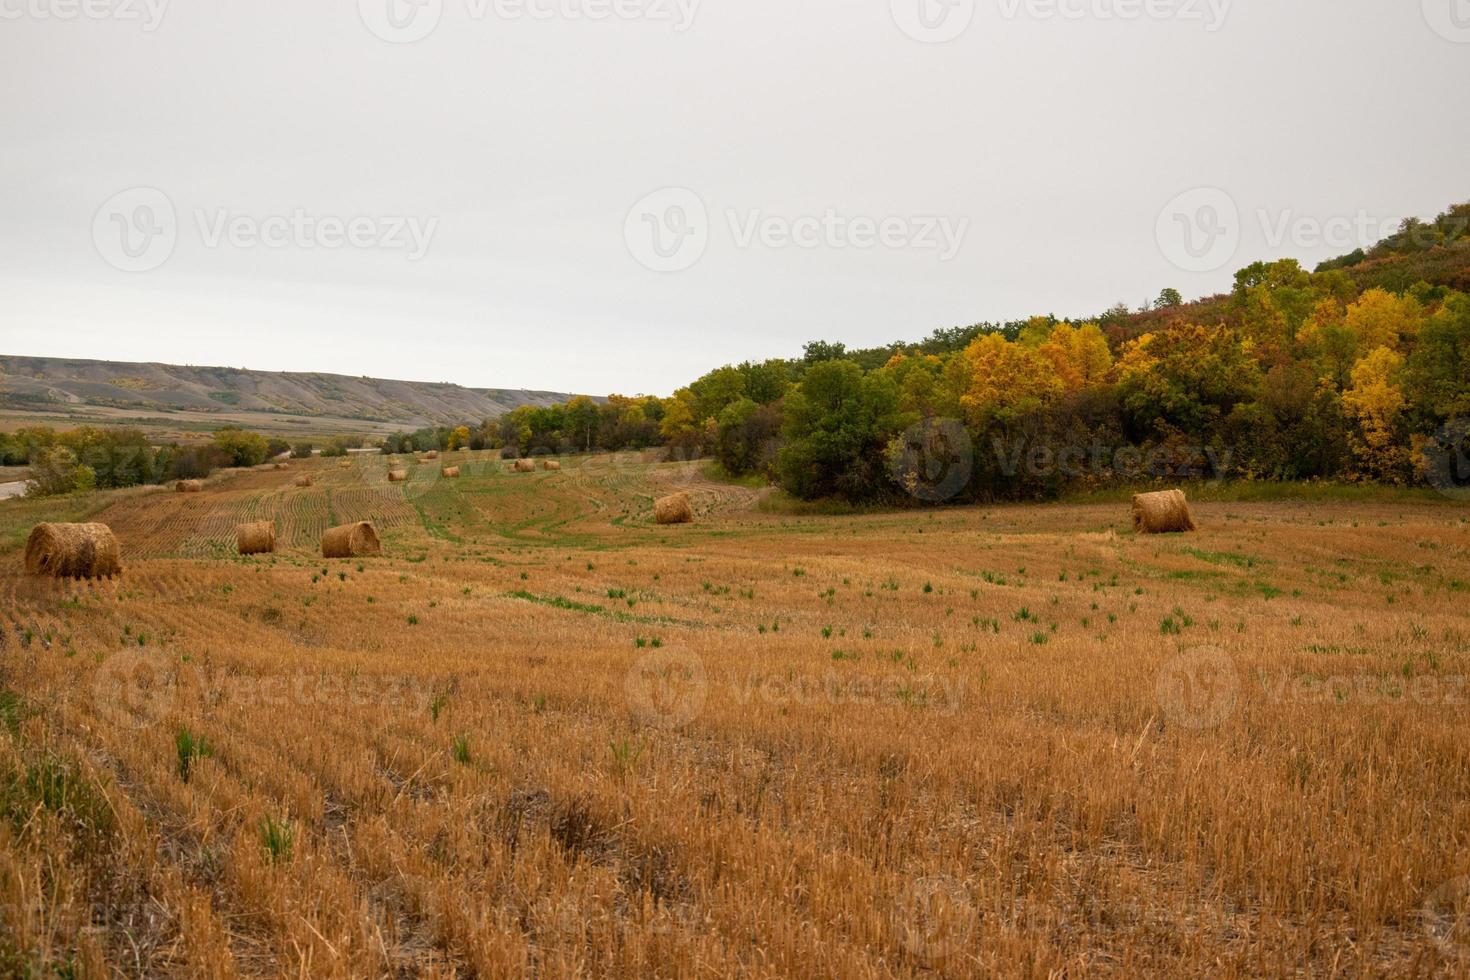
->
2 0 1467 396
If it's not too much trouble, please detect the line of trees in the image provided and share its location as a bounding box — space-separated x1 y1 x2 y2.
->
406 204 1470 504
5 426 296 497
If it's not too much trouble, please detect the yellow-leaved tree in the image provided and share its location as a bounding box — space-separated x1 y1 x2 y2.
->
958 334 1063 428
1343 288 1424 353
1039 322 1113 392
1341 346 1409 481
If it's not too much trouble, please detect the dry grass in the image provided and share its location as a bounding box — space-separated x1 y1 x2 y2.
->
1 453 1469 976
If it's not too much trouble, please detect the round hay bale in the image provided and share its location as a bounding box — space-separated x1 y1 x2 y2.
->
513 459 535 473
274 462 291 470
424 450 440 460
24 523 122 579
654 492 693 525
388 469 409 483
441 466 461 478
338 460 353 469
543 460 562 471
236 521 277 556
176 479 203 493
322 521 382 559
1132 489 1197 534
295 475 314 488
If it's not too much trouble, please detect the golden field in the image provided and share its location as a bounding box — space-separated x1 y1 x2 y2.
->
2 453 1470 977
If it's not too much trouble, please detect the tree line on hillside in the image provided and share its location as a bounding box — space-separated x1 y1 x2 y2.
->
388 204 1470 504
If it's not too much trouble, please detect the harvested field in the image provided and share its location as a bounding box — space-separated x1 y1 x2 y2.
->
1 453 1469 976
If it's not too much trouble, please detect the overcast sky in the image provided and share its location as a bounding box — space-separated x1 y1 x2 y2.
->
2 0 1467 396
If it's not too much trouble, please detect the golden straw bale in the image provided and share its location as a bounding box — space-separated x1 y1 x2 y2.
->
441 466 461 478
514 459 535 473
176 480 203 493
543 460 562 471
321 521 382 559
424 450 440 460
654 492 693 525
1132 489 1197 534
236 521 277 555
388 469 408 482
24 523 122 579
295 475 314 488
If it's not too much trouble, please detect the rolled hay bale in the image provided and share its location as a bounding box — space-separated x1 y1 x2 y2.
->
441 466 461 478
295 475 314 488
388 469 409 483
542 460 562 471
424 450 440 461
236 521 277 556
25 523 122 580
654 492 693 526
322 521 382 559
514 459 535 473
176 480 203 493
338 460 353 469
274 462 291 471
1132 489 1197 534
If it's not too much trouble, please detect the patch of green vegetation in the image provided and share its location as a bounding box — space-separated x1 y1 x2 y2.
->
1183 547 1268 569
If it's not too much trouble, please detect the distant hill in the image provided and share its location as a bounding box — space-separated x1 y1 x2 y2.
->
0 356 575 429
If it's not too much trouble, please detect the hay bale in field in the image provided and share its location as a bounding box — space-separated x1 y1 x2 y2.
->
274 462 291 471
322 521 382 559
176 479 203 493
543 460 561 471
236 521 277 556
388 469 408 483
338 460 353 469
441 466 461 478
24 523 122 579
295 475 314 488
654 492 693 525
424 450 440 460
1132 489 1197 534
513 459 535 473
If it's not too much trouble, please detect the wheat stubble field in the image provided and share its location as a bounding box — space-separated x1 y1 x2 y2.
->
2 454 1470 977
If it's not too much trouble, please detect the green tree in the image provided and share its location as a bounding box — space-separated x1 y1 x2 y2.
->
1154 288 1183 309
777 360 904 501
